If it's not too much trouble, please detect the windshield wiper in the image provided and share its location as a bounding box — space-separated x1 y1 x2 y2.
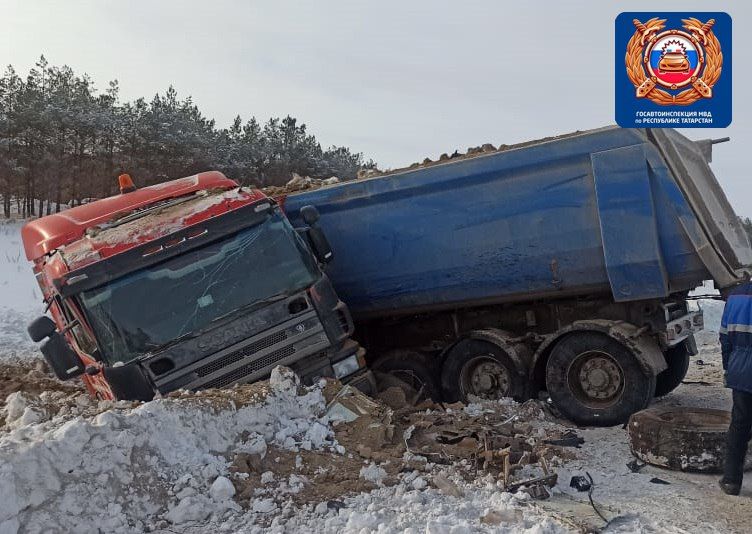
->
141 329 203 358
208 291 291 327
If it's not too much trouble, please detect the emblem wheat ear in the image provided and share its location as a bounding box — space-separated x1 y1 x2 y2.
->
626 17 722 105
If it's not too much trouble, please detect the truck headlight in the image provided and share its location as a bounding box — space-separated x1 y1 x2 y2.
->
332 354 360 379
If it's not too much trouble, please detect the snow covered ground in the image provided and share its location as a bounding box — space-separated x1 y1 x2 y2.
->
0 221 750 533
0 221 44 359
0 368 341 533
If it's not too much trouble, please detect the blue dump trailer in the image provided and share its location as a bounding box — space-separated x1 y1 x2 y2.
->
283 127 752 425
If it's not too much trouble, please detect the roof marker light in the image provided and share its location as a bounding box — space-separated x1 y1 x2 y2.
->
118 174 136 194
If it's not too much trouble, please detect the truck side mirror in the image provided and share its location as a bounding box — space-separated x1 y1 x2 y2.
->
40 332 85 381
309 227 333 264
300 205 320 225
28 316 57 342
300 205 333 263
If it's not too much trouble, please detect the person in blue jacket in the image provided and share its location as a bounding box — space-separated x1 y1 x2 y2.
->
720 279 752 495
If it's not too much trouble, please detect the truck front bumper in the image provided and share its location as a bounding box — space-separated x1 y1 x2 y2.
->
292 340 376 395
341 368 378 396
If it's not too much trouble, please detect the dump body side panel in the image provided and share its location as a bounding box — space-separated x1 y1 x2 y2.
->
282 127 746 319
288 150 611 316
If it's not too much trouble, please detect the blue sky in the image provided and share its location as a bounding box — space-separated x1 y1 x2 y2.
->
2 0 750 215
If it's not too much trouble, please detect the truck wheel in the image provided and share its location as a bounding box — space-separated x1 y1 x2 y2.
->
371 350 441 401
441 339 524 403
628 406 751 473
654 343 690 397
545 332 655 426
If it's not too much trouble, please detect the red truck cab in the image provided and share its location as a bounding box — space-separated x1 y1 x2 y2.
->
22 172 371 400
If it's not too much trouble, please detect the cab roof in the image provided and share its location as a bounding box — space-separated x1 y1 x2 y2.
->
22 171 239 261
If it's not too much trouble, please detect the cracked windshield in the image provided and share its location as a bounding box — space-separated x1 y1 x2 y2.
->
79 212 318 364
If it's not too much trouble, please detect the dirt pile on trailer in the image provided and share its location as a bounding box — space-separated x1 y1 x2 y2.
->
357 130 588 180
261 131 590 197
262 173 340 196
270 131 590 194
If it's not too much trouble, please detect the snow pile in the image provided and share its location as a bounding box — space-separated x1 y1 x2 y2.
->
0 311 38 358
697 299 724 335
218 471 574 533
0 222 43 359
0 367 336 533
359 463 387 486
689 280 723 335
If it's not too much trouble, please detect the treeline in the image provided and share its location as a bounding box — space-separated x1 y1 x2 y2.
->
0 56 374 218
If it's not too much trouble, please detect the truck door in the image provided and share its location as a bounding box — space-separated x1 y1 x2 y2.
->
53 297 114 400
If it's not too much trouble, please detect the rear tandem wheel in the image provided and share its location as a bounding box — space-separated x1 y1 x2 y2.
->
545 331 656 426
440 339 525 403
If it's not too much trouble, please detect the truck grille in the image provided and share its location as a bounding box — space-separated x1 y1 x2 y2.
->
195 330 289 377
154 309 331 394
201 345 296 389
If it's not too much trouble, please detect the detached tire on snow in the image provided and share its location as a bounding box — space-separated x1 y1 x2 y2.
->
545 332 656 426
628 406 751 473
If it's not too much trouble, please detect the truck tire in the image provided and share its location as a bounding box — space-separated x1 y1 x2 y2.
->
371 350 441 401
654 343 690 397
628 406 750 473
545 332 655 426
441 339 525 403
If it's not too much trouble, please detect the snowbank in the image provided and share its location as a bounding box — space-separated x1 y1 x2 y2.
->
0 368 335 533
688 280 722 331
0 222 42 359
227 473 572 534
0 370 586 534
697 299 724 334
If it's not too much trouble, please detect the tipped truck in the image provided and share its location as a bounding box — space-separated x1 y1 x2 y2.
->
279 127 752 426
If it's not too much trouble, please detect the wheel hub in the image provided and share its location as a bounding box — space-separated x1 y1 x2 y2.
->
577 354 623 400
464 358 511 400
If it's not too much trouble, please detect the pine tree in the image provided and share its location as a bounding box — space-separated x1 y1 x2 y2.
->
0 57 374 217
